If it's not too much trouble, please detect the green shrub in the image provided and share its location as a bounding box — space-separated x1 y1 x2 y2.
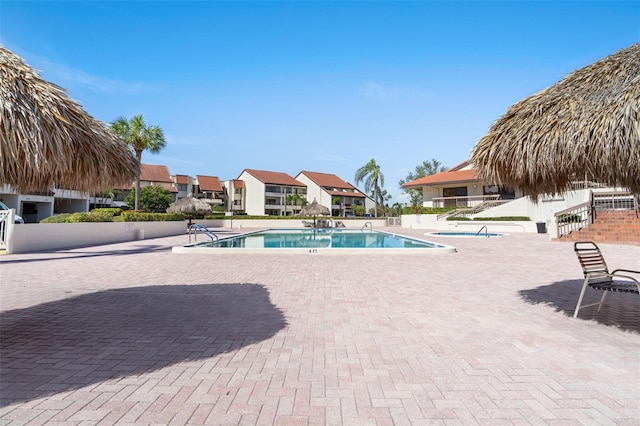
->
122 211 185 222
475 216 531 221
91 207 122 217
446 216 531 222
40 214 72 223
558 214 582 223
87 210 116 222
402 206 456 215
65 212 95 222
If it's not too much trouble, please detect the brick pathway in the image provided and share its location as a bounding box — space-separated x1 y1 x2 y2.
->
1 228 639 425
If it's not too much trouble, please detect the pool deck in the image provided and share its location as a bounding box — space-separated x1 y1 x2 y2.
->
1 227 639 425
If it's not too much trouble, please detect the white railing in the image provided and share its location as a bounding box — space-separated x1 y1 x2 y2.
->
0 210 8 249
386 217 401 227
555 201 592 238
592 191 637 211
436 199 509 221
431 194 500 208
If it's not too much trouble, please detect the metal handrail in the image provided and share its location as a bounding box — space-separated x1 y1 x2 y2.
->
475 225 488 237
188 224 219 243
361 222 372 232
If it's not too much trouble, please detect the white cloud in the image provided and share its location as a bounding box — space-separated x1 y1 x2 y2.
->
36 57 161 95
361 81 388 100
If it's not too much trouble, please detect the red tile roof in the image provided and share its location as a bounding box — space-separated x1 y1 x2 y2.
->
174 174 190 185
402 169 479 188
298 171 366 198
298 171 349 189
140 164 172 183
196 175 223 192
242 169 305 187
232 180 244 188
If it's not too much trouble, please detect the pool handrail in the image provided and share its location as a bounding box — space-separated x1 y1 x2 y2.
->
361 222 372 232
188 224 219 243
475 225 489 238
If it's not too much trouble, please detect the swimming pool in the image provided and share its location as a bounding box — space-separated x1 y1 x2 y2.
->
426 231 506 238
173 229 456 254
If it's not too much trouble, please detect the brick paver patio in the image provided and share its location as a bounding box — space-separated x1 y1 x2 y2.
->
1 227 639 425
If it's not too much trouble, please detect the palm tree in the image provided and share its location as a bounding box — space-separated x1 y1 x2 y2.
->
110 114 166 210
354 158 385 217
287 193 306 216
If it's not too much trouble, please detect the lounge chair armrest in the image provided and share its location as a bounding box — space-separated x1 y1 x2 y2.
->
589 271 640 285
611 268 640 277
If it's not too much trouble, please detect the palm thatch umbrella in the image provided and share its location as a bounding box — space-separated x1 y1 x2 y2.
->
299 198 330 227
167 196 213 226
0 46 138 193
471 43 640 198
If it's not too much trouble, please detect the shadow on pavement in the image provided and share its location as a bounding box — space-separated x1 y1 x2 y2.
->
0 283 287 407
0 244 173 264
519 279 640 333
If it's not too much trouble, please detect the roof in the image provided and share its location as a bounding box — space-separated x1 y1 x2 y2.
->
232 180 244 188
140 164 173 183
297 171 366 198
196 175 223 192
174 174 190 185
298 171 351 190
241 169 305 187
402 168 480 188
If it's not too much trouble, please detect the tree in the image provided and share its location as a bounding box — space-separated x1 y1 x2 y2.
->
353 204 365 217
398 159 447 207
286 193 304 216
110 114 166 210
124 185 171 212
355 158 385 217
92 188 115 209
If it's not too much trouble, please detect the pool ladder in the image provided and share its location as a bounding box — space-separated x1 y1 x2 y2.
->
475 225 489 238
361 221 372 232
188 224 219 243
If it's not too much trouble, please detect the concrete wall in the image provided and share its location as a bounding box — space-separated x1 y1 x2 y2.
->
401 214 539 233
7 221 186 254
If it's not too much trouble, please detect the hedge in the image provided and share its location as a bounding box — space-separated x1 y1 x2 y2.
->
122 211 185 222
447 216 531 221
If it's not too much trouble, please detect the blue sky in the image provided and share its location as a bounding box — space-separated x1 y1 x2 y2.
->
2 1 639 203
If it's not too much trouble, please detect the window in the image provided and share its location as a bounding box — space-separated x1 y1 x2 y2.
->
443 187 468 207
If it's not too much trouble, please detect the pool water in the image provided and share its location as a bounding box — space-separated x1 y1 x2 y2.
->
173 229 456 254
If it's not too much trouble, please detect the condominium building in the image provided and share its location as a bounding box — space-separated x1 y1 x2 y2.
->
295 171 373 217
237 169 307 216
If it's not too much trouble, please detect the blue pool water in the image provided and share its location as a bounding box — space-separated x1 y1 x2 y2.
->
183 229 452 250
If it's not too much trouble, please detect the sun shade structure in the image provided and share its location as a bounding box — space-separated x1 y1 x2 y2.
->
299 198 330 227
0 46 138 193
300 198 330 217
166 196 213 217
471 43 640 198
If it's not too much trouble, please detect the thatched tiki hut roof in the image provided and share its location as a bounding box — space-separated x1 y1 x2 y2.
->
471 43 640 197
166 196 213 217
0 46 138 193
299 198 330 217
